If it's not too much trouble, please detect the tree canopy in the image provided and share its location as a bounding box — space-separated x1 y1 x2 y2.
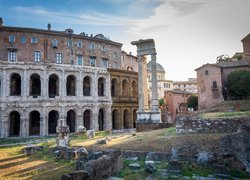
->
227 70 250 98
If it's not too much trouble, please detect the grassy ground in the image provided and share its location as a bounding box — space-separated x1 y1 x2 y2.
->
0 128 249 179
198 111 250 120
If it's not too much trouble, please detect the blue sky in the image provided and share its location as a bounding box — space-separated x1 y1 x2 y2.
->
1 0 250 81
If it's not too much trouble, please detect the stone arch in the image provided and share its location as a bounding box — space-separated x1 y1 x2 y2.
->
131 80 137 97
83 76 91 96
112 109 119 130
98 77 106 96
9 111 20 137
66 75 76 96
122 79 129 96
48 110 58 134
98 108 105 130
10 73 21 96
30 73 41 97
48 74 59 98
123 109 130 129
83 109 91 130
111 78 119 97
67 110 76 132
29 110 40 136
133 109 137 128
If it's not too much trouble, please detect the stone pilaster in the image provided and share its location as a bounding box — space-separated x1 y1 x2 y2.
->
151 53 159 112
137 55 145 112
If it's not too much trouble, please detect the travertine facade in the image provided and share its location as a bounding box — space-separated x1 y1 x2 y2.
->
0 20 123 138
108 68 138 129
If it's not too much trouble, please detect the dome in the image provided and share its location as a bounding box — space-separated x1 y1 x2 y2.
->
147 61 165 72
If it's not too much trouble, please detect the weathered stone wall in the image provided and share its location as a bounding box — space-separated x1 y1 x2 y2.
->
0 62 112 138
136 122 171 132
176 115 250 133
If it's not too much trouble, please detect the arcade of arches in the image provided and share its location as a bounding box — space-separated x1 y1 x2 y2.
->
5 107 109 137
108 68 139 130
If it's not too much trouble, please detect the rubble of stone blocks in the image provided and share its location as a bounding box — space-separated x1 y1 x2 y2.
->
23 145 44 156
61 150 123 180
54 146 88 161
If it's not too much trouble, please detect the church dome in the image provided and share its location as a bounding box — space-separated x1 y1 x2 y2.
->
147 61 165 72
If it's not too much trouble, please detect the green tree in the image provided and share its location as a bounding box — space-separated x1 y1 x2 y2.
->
187 95 198 110
227 70 250 98
159 98 165 107
216 54 231 63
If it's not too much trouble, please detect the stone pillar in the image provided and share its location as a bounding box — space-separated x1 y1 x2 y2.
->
138 55 145 112
20 112 28 137
76 109 83 128
91 106 99 130
61 70 65 98
23 69 27 99
104 105 112 130
40 108 47 136
151 53 159 112
142 56 149 110
2 70 7 101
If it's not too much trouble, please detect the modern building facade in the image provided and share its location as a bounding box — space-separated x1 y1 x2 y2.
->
147 61 173 99
0 18 129 138
173 78 197 94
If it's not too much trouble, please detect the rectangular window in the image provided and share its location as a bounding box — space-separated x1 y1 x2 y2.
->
102 58 108 68
77 55 83 65
76 42 83 48
34 51 41 62
114 62 118 68
89 56 96 66
20 36 26 43
8 50 17 62
113 52 117 59
101 45 106 52
9 35 15 43
31 37 38 44
67 41 73 47
90 43 96 50
52 39 58 48
56 53 63 64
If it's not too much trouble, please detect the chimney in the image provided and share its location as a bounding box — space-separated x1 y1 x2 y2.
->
0 17 3 26
47 23 51 31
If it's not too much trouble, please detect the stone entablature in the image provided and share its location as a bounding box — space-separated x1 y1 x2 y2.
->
0 62 112 138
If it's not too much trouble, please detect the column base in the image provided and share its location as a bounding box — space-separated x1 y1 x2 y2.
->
137 111 161 123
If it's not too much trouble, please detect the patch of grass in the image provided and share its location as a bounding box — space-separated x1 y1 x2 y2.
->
182 163 213 177
229 169 250 178
198 111 250 120
159 127 176 136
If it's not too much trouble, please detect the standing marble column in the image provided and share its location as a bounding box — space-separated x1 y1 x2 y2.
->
151 53 159 112
137 55 145 112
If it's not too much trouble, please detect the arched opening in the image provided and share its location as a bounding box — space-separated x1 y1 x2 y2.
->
122 79 129 96
67 110 76 132
98 108 104 130
111 78 118 97
83 76 91 96
48 74 59 98
112 110 119 130
48 110 58 134
83 110 91 130
98 77 105 96
123 109 129 129
212 81 218 89
9 111 20 137
131 80 137 97
66 75 76 96
30 74 41 97
29 111 40 136
133 109 137 128
10 73 21 96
